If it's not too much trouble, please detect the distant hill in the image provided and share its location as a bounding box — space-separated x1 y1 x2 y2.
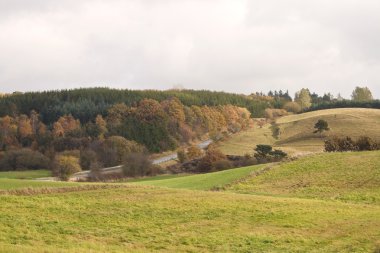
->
218 108 380 155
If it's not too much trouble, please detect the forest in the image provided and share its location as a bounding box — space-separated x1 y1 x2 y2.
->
0 86 378 179
0 88 271 124
0 95 252 178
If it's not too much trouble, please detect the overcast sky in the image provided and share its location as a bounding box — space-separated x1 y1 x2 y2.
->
0 0 379 98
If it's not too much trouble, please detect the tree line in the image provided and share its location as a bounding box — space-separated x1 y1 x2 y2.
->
0 88 270 124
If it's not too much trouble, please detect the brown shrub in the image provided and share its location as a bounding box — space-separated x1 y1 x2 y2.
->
283 102 302 113
53 155 81 181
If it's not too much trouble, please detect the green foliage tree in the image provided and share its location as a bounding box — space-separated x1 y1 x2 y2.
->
254 144 287 162
314 119 330 134
351 86 373 101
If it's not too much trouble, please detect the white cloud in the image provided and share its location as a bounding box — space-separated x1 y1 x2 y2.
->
0 0 379 98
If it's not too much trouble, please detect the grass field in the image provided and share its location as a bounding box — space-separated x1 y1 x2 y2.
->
227 151 380 204
0 178 75 190
218 108 380 156
133 164 266 190
0 170 51 179
0 186 379 252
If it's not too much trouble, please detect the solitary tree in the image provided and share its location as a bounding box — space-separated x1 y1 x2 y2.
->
314 119 330 134
294 88 312 110
351 86 373 101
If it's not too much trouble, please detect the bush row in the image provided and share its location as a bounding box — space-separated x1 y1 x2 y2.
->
325 136 380 152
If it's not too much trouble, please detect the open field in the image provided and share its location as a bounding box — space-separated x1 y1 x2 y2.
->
218 108 380 156
0 186 379 252
133 164 266 190
227 151 380 204
0 170 51 179
0 179 76 191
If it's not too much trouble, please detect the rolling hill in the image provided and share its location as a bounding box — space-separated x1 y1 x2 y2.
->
218 108 380 155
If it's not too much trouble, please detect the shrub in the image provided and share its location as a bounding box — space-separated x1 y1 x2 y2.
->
199 148 227 172
254 144 273 161
123 152 152 177
338 137 357 151
356 136 378 151
213 159 233 171
264 108 288 119
254 144 287 163
325 136 380 152
187 145 203 160
271 124 281 139
270 149 287 159
0 149 50 171
324 137 340 152
177 148 188 163
53 155 81 181
283 101 302 113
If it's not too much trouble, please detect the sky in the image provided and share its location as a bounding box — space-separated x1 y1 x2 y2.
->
0 0 379 99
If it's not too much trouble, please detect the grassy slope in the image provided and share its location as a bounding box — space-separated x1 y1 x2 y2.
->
218 124 275 155
276 108 380 154
0 186 379 253
0 170 51 179
133 164 266 190
0 179 75 190
218 108 380 155
227 151 380 204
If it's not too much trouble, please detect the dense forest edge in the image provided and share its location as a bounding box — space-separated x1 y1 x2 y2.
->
0 86 378 180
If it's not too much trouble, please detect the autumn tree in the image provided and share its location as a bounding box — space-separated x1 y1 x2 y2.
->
199 148 227 172
284 101 301 113
17 115 33 138
53 155 81 181
0 116 18 149
95 115 108 139
107 103 132 128
187 145 203 160
351 86 373 101
294 88 312 110
53 115 81 137
161 97 186 123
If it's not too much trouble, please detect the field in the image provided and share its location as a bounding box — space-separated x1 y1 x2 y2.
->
0 179 76 191
0 185 379 252
133 164 266 190
0 170 51 179
218 108 380 156
227 151 380 204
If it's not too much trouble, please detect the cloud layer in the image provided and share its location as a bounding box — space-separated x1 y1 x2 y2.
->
0 0 379 98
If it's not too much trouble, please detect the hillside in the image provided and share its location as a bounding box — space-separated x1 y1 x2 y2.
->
226 151 380 204
218 108 380 155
